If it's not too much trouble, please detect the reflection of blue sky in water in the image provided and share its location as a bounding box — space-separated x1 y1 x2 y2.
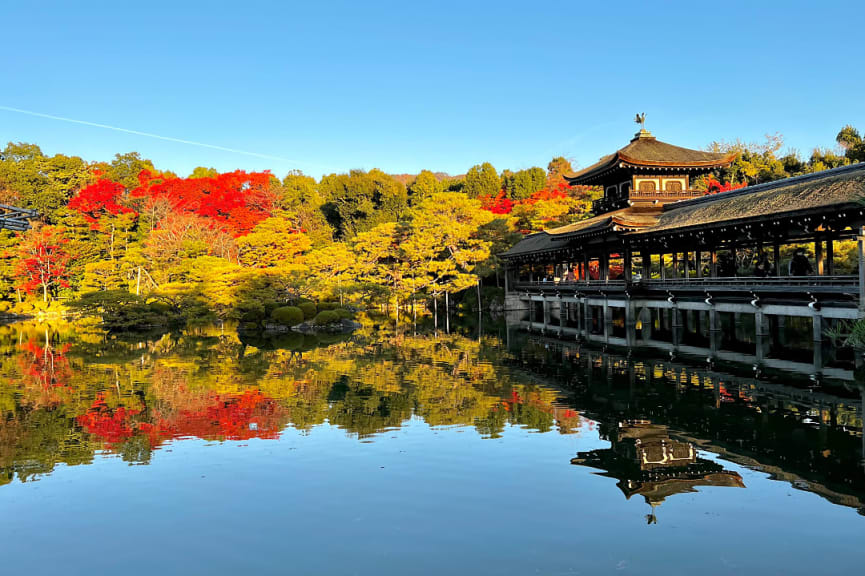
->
0 322 862 575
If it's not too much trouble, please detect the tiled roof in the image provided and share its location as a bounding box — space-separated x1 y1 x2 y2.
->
565 130 735 184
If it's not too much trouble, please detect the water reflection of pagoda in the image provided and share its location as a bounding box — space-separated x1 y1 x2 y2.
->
571 420 744 523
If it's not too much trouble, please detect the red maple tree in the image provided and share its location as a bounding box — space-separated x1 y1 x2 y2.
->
68 169 277 237
68 177 137 224
704 177 747 195
14 226 71 302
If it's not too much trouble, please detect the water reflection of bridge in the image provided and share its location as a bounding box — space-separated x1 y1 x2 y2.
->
509 330 865 515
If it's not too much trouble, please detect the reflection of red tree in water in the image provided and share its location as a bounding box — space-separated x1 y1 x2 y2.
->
78 389 287 449
145 390 286 442
16 339 73 405
77 393 141 444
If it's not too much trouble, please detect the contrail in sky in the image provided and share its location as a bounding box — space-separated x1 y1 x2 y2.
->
0 104 304 166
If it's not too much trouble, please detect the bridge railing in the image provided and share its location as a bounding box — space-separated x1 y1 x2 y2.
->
513 275 859 291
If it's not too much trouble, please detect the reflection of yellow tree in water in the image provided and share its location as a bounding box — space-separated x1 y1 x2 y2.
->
0 322 577 483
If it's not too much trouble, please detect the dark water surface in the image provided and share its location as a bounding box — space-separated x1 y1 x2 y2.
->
0 320 862 575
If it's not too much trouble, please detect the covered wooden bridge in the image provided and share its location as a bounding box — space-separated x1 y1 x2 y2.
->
502 131 865 377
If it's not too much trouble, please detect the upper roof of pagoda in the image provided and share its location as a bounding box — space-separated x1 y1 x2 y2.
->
564 129 736 186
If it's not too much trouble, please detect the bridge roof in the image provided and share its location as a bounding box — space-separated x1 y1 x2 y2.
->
500 207 662 257
502 161 865 259
640 161 865 235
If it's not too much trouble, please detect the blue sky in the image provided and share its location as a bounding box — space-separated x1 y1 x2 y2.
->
1 0 863 178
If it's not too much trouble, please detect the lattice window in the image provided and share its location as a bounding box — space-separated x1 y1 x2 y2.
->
665 180 683 192
638 180 656 192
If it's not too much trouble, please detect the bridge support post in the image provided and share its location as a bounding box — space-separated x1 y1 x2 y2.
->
709 308 721 356
813 313 824 372
603 298 612 344
542 297 551 330
625 300 637 347
583 298 590 337
558 300 566 330
671 305 682 349
755 309 769 362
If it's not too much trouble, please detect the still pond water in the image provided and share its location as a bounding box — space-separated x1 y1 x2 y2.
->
0 319 863 575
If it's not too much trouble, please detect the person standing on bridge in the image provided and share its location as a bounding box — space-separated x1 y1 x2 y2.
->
789 247 813 276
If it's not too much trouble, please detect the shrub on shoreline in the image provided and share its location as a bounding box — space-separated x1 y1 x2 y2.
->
271 306 304 326
298 302 317 320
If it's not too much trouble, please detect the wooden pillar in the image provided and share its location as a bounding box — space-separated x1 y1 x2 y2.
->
600 252 609 283
583 254 590 285
773 241 781 276
642 249 651 280
660 253 666 281
731 243 738 277
696 250 703 278
826 238 835 275
858 226 865 311
672 252 679 279
815 237 824 276
684 250 691 278
624 248 633 282
710 249 718 278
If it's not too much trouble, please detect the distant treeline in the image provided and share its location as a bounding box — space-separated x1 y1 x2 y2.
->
0 125 859 328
